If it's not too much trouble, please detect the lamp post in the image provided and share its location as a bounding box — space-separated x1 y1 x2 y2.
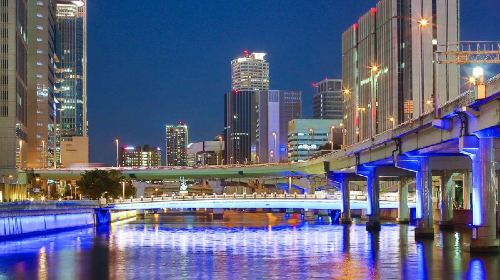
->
389 117 395 129
418 18 429 116
330 126 336 152
271 131 277 163
308 128 314 159
122 181 126 198
115 138 119 167
370 65 379 138
217 135 223 165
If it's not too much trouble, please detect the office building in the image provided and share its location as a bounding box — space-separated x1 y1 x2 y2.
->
231 50 269 91
26 0 57 168
342 0 459 145
165 122 188 166
313 78 343 120
187 140 224 166
255 90 302 163
0 0 28 177
225 50 270 164
55 0 88 163
287 119 342 162
224 90 254 164
120 145 162 168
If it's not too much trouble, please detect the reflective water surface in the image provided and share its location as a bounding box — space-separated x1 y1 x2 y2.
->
0 212 498 279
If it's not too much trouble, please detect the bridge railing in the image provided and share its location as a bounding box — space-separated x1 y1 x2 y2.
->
109 192 416 205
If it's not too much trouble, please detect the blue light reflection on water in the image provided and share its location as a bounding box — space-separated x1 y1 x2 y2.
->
0 212 498 279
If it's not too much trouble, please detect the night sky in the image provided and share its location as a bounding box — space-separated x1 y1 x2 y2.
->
87 0 499 165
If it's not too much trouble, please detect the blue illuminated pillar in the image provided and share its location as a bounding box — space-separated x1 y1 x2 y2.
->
397 178 410 223
460 131 499 252
356 165 380 231
328 172 352 224
396 155 434 238
439 171 455 229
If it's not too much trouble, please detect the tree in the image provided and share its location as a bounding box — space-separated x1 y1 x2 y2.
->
77 169 134 199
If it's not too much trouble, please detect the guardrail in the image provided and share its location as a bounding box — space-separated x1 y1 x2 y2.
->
109 193 416 205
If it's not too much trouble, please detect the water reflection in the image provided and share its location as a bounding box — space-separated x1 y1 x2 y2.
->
0 212 498 279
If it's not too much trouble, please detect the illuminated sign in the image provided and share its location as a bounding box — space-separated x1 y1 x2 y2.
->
297 144 318 151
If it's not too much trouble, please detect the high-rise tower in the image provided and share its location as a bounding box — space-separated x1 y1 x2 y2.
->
0 0 28 176
313 78 343 120
165 122 189 166
225 51 270 164
55 0 88 165
342 0 459 146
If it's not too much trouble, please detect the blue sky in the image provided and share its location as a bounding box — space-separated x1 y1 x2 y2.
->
87 0 500 164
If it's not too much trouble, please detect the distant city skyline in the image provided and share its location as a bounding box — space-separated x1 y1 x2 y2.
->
86 0 500 165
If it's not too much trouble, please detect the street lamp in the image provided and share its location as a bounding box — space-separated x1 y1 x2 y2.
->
271 131 277 163
114 138 120 167
389 117 395 129
217 135 223 165
308 128 314 158
472 66 486 99
330 126 336 152
418 17 429 115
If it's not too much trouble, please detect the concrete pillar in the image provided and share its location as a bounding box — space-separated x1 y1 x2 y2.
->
439 171 455 229
213 208 224 220
340 175 352 224
462 171 472 210
415 157 434 238
357 165 380 231
397 178 410 223
461 133 499 252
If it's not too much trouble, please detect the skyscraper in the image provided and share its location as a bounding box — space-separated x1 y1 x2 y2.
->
225 50 270 164
255 90 302 163
165 122 188 166
0 0 28 176
231 50 269 91
342 0 459 146
313 78 343 120
55 0 87 164
26 0 57 168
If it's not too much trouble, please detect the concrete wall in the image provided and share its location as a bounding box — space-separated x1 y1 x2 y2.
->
0 209 95 239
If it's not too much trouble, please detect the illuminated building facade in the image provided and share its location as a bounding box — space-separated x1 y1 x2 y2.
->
165 122 188 166
287 119 341 162
255 90 302 163
120 145 162 168
26 0 57 168
186 141 224 166
0 0 28 176
224 90 254 164
342 0 459 145
313 78 343 120
231 50 269 91
225 50 270 164
55 0 87 150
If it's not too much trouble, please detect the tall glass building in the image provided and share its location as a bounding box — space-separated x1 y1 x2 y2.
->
342 0 459 146
165 122 188 166
225 51 270 164
0 0 28 176
26 0 57 168
55 0 86 140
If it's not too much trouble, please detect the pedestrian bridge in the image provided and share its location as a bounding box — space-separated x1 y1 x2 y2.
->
105 194 416 211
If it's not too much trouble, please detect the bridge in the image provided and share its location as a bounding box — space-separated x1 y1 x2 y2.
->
105 193 417 211
26 74 500 252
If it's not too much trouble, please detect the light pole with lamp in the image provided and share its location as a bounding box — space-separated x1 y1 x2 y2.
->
389 117 395 129
121 181 126 199
217 135 223 165
271 131 277 163
308 128 314 159
115 138 120 167
329 126 336 152
418 18 429 116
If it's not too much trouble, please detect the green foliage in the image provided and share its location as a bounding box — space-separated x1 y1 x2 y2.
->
77 170 135 199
